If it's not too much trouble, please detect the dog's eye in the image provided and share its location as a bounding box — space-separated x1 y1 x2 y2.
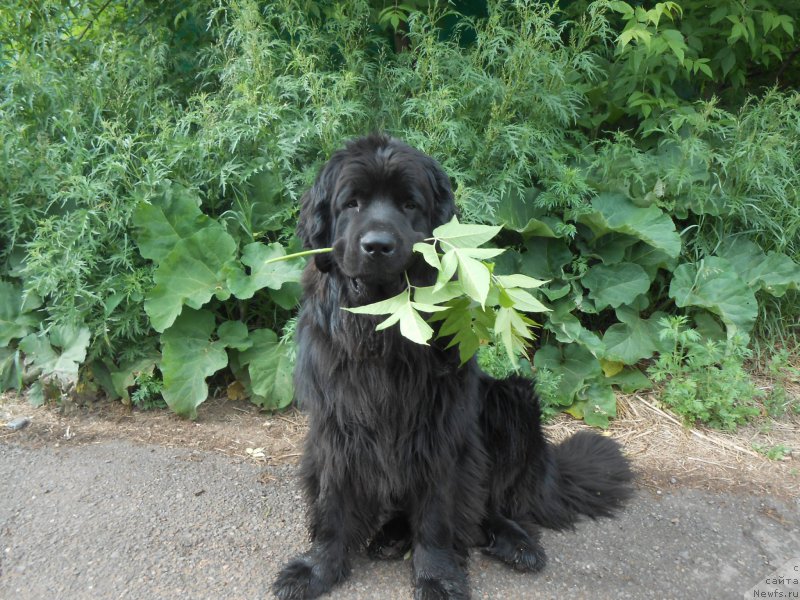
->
403 201 417 211
344 199 359 210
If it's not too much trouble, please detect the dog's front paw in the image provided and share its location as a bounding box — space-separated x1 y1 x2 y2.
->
413 575 469 600
273 554 349 600
482 537 547 573
412 546 469 600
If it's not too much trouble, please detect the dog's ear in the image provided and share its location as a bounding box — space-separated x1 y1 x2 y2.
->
297 154 345 273
423 155 457 228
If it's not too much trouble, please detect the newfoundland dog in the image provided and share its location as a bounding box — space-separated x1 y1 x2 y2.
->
273 134 633 600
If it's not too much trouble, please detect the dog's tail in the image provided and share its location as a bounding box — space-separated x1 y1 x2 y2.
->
481 375 634 531
529 430 634 530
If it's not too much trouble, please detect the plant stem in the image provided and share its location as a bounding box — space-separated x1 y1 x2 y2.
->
264 248 333 264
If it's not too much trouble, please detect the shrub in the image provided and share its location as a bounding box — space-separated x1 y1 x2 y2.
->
1 0 798 428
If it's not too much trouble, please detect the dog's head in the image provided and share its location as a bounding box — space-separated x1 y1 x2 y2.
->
297 134 455 298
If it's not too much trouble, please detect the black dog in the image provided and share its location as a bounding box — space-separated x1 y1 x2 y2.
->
273 134 633 600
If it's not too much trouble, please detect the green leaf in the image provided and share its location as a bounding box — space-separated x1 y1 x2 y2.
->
606 367 652 393
395 302 435 345
413 242 441 270
534 343 602 405
435 249 460 289
160 309 228 419
582 262 651 311
19 324 91 387
545 300 605 357
602 308 668 364
717 240 800 297
107 355 159 403
669 257 758 337
237 329 294 410
0 347 22 391
567 382 617 428
520 238 573 279
344 290 408 316
455 251 492 307
217 320 252 351
432 216 502 249
413 282 463 305
580 193 681 258
494 274 547 289
144 228 237 332
227 242 304 299
503 287 550 313
132 184 218 262
0 281 39 346
495 187 561 237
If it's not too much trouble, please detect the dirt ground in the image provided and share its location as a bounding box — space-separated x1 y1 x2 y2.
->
1 389 798 499
2 390 799 600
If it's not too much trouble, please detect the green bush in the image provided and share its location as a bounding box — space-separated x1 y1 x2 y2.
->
1 0 799 427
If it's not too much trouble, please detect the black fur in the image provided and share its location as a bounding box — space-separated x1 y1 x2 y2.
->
273 134 634 600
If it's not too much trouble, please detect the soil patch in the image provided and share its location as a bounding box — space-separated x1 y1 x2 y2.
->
2 390 798 499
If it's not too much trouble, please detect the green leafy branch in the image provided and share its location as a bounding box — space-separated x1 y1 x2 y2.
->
344 217 550 364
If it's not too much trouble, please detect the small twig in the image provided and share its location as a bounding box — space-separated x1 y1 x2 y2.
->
78 0 115 42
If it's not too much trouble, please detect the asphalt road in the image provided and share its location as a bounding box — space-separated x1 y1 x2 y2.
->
1 440 798 600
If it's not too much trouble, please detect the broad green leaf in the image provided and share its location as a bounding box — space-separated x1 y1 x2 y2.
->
413 242 441 270
582 262 651 310
717 240 800 297
132 184 217 262
217 320 252 351
602 308 667 364
160 309 228 419
567 382 617 428
534 343 602 405
580 193 681 258
0 347 22 391
545 300 605 357
591 233 639 265
0 281 39 346
669 257 758 337
495 187 561 237
19 324 91 387
144 228 237 332
238 329 294 410
520 238 573 279
625 241 677 280
432 217 502 249
606 367 652 393
269 282 302 310
227 242 304 299
107 355 159 403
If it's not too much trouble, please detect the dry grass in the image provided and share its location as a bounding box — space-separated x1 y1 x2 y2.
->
2 387 799 499
544 391 800 498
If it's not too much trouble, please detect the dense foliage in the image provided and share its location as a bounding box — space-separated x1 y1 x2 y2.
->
1 0 799 426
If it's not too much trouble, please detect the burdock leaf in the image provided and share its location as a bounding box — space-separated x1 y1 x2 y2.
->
144 228 238 332
227 242 304 299
160 309 228 419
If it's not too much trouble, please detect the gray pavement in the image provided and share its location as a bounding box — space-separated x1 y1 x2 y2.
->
1 440 798 599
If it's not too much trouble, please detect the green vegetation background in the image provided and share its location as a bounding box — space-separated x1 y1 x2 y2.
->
1 0 799 427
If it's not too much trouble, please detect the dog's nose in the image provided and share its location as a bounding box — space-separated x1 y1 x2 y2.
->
360 231 396 257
